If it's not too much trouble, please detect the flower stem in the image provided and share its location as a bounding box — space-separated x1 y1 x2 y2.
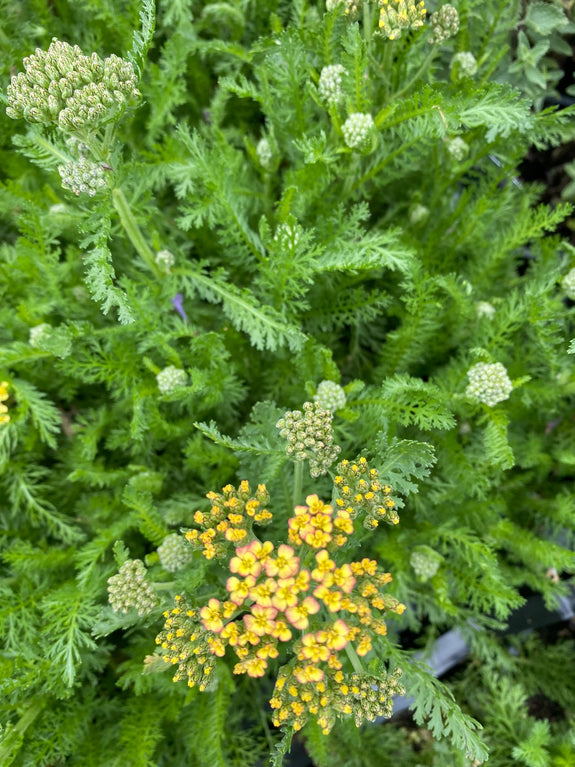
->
111 187 162 276
344 641 364 675
293 461 304 508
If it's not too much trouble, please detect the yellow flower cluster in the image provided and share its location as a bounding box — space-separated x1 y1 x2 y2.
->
0 382 10 425
184 481 272 560
271 664 405 733
288 493 353 549
157 495 406 732
334 457 399 529
377 0 426 40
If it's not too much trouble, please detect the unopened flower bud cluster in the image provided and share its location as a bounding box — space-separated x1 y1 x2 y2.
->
184 481 272 560
326 0 361 17
318 65 347 106
476 301 496 319
7 40 140 130
156 365 188 394
29 323 53 347
465 362 513 407
107 559 158 616
156 483 406 734
447 137 469 161
0 382 10 426
451 51 478 79
562 267 575 300
377 0 426 41
334 457 399 529
157 534 194 572
276 401 341 478
342 113 375 150
58 158 107 197
155 250 175 272
410 545 442 581
429 4 459 44
314 380 346 412
256 137 274 170
273 222 302 252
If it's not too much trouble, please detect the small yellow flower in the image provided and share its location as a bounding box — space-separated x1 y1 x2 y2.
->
0 382 9 424
229 545 262 578
199 598 224 633
285 596 320 630
311 549 336 582
243 604 278 636
272 578 299 612
264 543 300 578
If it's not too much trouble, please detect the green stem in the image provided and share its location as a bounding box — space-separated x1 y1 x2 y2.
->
293 461 304 508
111 187 162 277
344 641 365 675
0 697 46 764
391 48 436 103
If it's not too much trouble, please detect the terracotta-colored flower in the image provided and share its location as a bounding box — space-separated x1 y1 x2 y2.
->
272 578 299 611
248 577 278 607
199 598 224 633
285 596 320 630
317 619 349 651
264 544 300 578
299 633 330 663
271 619 292 643
311 550 336 582
243 604 278 636
333 563 356 593
226 574 256 605
229 545 262 577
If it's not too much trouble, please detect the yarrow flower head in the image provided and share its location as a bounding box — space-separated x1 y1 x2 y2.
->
451 51 478 79
318 64 347 106
155 250 175 272
447 137 469 162
157 534 194 572
342 113 375 151
334 457 399 529
58 159 108 197
476 301 496 319
0 382 10 425
107 559 158 616
465 362 513 407
429 4 460 45
156 479 406 734
276 401 341 478
184 481 272 560
156 365 188 394
6 39 140 130
410 545 442 581
377 0 426 40
256 137 274 170
314 380 346 412
29 323 52 347
562 267 575 300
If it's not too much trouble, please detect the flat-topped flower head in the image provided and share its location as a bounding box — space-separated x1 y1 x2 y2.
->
465 362 513 407
342 113 375 151
276 401 341 477
429 4 459 45
318 65 346 107
377 0 426 40
107 559 158 616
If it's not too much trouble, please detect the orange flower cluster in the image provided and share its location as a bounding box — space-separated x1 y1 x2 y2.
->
334 457 399 528
184 481 271 560
270 663 405 733
288 493 354 549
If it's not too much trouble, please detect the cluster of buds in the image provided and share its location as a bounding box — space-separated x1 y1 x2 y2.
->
107 559 158 616
155 249 175 273
429 4 459 45
157 534 194 573
0 382 10 425
276 402 341 478
6 40 140 130
29 323 52 347
342 113 376 151
58 158 108 197
451 51 478 80
288 493 354 549
326 0 361 16
314 380 347 412
271 663 404 733
447 137 469 162
465 362 513 407
184 481 272 560
273 221 302 252
334 457 399 529
156 505 406 733
410 545 442 581
377 0 426 40
476 301 496 320
562 267 575 300
256 137 274 170
318 65 347 107
156 365 188 394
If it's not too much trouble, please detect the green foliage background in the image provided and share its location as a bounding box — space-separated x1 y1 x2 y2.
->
1 0 575 764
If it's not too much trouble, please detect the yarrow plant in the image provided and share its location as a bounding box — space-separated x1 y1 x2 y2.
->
465 362 514 407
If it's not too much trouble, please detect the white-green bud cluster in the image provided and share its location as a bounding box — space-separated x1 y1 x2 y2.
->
156 366 188 394
157 534 194 573
465 362 513 407
377 0 426 40
326 0 360 16
276 401 341 478
342 113 375 150
273 222 302 251
451 51 478 79
409 203 429 225
107 559 158 616
155 249 175 272
476 301 496 319
318 65 346 106
429 4 460 45
6 39 140 130
351 669 405 726
447 137 469 162
29 323 52 347
58 158 107 197
562 267 575 300
410 546 442 580
256 137 274 170
314 380 347 412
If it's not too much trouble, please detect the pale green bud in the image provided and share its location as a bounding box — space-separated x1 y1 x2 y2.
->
465 362 513 407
